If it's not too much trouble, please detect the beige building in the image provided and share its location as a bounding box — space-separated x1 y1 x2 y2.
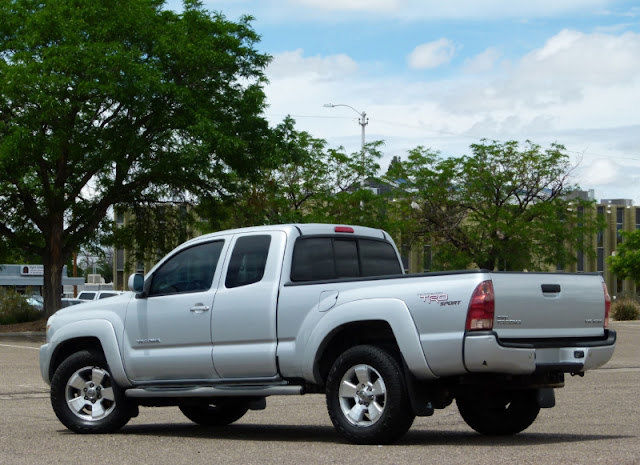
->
563 198 639 298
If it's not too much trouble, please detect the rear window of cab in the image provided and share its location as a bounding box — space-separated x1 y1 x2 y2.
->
290 237 401 282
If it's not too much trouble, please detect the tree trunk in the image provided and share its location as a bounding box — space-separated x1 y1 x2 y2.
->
42 220 65 318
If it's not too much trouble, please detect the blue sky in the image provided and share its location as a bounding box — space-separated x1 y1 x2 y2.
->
167 0 640 203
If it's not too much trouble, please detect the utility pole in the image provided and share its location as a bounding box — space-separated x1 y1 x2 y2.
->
323 103 369 182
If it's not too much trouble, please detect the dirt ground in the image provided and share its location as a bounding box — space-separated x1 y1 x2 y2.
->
0 318 47 333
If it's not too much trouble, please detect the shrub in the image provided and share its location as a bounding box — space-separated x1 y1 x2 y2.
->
0 288 43 325
611 298 640 321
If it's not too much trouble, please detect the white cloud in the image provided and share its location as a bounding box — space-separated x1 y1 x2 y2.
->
268 49 358 80
463 47 502 73
441 29 640 116
408 39 456 70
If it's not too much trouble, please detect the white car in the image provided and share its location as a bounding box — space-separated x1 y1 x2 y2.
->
76 290 122 301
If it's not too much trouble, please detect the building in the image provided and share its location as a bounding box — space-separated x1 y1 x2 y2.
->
562 199 639 298
113 203 198 291
0 264 85 297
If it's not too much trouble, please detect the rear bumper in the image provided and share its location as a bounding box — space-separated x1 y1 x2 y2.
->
463 330 616 375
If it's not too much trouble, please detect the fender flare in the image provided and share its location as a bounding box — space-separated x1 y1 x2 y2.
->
301 298 437 383
43 319 131 388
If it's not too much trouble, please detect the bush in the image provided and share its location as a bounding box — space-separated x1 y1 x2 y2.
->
611 298 640 321
0 288 43 325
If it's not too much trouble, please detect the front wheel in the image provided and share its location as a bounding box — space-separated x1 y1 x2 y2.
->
50 350 132 433
457 389 540 435
326 345 415 444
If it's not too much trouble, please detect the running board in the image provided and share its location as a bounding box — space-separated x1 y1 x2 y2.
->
125 385 304 398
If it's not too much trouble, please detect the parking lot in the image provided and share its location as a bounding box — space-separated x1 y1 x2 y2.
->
1 321 639 465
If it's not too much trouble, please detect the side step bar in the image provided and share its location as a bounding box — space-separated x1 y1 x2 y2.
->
125 385 304 398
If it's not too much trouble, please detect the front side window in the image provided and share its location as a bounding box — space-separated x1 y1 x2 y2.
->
149 241 224 296
225 235 271 288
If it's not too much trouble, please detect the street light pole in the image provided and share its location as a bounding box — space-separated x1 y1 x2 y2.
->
323 103 368 151
323 103 369 186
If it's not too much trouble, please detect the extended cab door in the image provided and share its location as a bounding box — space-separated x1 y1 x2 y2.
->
210 231 286 379
123 238 229 382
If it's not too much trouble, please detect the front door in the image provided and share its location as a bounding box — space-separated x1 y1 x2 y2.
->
123 239 228 382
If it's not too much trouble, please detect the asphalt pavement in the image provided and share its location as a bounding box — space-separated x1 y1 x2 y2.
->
1 321 639 465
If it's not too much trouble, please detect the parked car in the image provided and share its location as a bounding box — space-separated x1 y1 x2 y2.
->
76 290 122 301
40 223 616 444
25 295 44 311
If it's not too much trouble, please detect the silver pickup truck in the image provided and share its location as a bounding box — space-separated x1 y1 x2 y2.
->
39 224 616 444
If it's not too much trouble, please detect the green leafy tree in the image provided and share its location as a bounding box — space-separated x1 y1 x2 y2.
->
199 117 331 229
609 230 640 285
387 140 600 271
0 0 277 316
317 141 397 231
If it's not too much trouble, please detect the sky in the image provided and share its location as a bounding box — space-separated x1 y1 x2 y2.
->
167 0 640 204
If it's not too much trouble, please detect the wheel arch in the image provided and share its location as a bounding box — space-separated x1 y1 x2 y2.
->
314 320 398 387
45 319 131 388
303 298 437 385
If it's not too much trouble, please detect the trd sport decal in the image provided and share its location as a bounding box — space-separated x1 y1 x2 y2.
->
418 292 461 307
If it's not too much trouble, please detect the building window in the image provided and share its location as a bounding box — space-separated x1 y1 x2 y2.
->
116 249 124 270
577 206 584 272
597 206 604 272
577 251 584 272
636 208 640 230
616 208 624 244
597 248 604 273
423 245 432 272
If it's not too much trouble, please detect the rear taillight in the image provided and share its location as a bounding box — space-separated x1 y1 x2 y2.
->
603 282 611 329
466 280 495 331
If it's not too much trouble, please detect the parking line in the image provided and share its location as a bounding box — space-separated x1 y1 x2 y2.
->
0 343 39 351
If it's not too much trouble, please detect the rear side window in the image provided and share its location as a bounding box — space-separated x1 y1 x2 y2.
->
360 239 402 277
291 237 401 282
225 235 271 288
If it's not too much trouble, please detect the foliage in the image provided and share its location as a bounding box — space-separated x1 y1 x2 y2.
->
0 288 42 325
611 298 640 321
0 0 277 315
198 117 396 233
385 140 600 271
608 230 640 285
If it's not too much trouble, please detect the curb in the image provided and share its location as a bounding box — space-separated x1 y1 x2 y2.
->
0 331 46 341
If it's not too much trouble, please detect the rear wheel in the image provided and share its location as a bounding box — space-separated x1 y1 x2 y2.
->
179 400 249 426
457 389 540 435
326 345 415 444
50 350 132 433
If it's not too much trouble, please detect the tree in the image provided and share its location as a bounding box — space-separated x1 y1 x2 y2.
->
0 0 277 316
198 116 332 230
386 140 600 271
609 230 640 285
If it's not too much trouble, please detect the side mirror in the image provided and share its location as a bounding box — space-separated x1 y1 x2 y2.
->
127 273 144 293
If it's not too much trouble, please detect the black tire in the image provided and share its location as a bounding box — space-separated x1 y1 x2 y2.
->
456 389 540 435
50 350 132 433
179 400 249 426
326 345 415 444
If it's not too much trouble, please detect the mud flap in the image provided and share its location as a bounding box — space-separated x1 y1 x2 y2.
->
536 388 556 408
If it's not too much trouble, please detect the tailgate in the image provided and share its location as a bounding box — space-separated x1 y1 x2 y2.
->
489 272 607 339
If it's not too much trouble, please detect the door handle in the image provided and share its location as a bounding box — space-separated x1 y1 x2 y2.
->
190 304 210 313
